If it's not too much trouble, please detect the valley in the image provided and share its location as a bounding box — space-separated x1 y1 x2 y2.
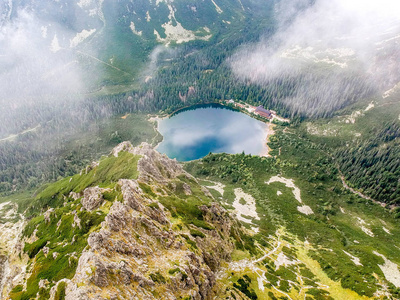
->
0 0 399 299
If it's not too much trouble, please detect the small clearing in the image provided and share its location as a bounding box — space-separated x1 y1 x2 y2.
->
373 251 400 287
155 4 211 45
266 176 314 215
211 0 223 14
266 176 301 202
203 181 225 196
343 250 362 266
274 252 298 270
130 21 142 36
343 110 362 124
297 205 314 215
0 202 11 211
365 102 375 111
382 82 400 98
357 217 374 237
70 28 96 48
50 34 61 53
77 0 94 8
232 188 259 224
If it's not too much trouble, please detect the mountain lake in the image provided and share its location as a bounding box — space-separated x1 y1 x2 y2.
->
156 104 269 161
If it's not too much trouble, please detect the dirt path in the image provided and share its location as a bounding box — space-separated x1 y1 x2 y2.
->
76 51 133 76
339 174 387 209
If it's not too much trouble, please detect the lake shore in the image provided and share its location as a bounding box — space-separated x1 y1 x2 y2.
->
148 115 167 149
148 105 277 160
259 123 275 157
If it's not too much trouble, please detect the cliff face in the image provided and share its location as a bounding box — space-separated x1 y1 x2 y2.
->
4 142 250 300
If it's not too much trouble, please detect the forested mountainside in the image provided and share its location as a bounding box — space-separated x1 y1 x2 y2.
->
337 123 400 205
0 0 278 194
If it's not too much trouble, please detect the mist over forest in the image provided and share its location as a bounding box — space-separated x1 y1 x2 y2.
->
229 0 400 117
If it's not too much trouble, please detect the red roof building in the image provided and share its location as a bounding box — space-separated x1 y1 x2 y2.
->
255 105 272 119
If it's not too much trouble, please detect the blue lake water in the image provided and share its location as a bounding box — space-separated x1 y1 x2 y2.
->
156 104 267 161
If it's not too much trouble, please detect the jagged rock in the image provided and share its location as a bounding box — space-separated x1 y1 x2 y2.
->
88 230 111 251
92 259 108 287
42 246 49 256
81 187 104 211
49 279 70 300
118 179 169 225
39 279 48 289
169 182 176 192
111 141 134 157
28 228 38 243
113 142 194 184
183 183 192 195
56 219 61 230
132 273 155 287
41 143 239 299
105 201 131 232
118 179 148 211
85 161 100 175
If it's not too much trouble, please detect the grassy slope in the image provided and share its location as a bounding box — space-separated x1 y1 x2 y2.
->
9 150 140 300
185 124 400 299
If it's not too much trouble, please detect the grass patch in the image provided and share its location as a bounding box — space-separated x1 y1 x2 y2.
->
29 152 140 215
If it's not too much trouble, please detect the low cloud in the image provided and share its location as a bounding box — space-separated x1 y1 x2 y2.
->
229 0 400 117
0 10 84 104
0 8 92 138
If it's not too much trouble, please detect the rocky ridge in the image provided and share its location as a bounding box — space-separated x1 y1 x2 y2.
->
2 142 253 299
54 142 241 299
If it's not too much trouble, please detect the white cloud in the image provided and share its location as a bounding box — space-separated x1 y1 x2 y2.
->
230 0 400 116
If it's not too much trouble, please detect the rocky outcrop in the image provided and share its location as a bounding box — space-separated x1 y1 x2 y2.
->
2 142 244 300
58 143 237 300
69 191 82 201
112 142 194 184
183 183 192 195
44 208 54 223
81 187 104 211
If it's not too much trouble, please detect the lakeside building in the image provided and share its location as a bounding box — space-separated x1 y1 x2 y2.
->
255 105 272 119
